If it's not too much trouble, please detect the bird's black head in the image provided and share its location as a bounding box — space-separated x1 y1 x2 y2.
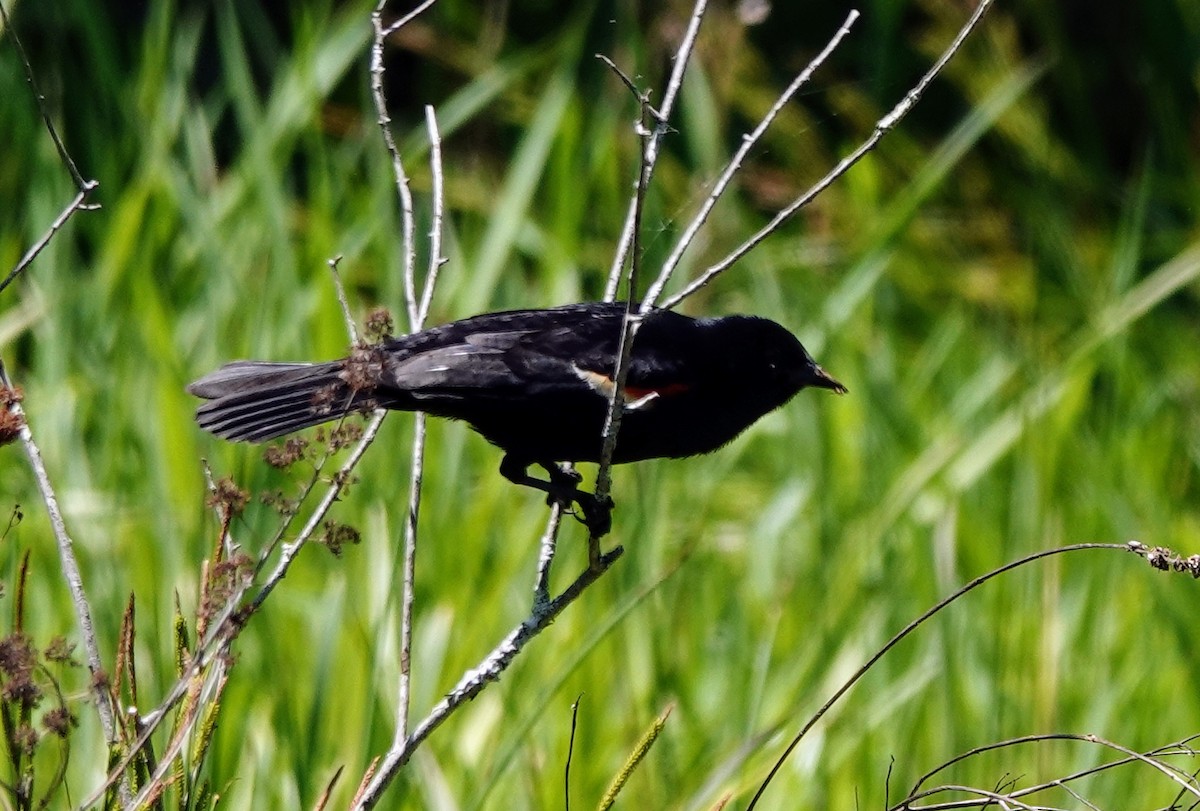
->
709 315 847 405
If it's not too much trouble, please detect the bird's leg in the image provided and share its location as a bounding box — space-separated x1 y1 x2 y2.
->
499 455 613 537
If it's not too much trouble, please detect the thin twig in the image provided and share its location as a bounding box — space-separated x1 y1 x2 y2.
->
418 105 446 326
371 0 421 329
592 0 709 554
895 734 1200 810
0 1 101 297
745 543 1132 809
352 545 625 809
381 0 439 38
397 411 424 740
0 184 98 297
0 362 118 743
0 0 87 189
249 412 388 613
328 254 360 345
603 0 708 298
662 0 996 310
368 2 448 786
396 106 446 743
641 10 859 309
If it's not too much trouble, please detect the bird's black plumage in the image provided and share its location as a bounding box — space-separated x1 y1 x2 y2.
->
188 302 845 534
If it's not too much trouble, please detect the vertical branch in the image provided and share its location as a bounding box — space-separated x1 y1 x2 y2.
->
396 105 445 740
371 0 424 329
417 105 446 326
591 0 708 555
0 363 117 743
602 0 709 299
367 0 447 778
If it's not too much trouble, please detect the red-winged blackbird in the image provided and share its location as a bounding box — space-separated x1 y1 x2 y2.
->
188 302 846 535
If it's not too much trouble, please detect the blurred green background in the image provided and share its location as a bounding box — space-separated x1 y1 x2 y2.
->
2 0 1199 807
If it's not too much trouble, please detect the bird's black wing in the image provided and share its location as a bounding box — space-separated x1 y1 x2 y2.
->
380 303 619 399
381 303 705 409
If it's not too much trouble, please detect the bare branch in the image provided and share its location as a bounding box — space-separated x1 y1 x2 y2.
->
603 0 709 297
0 362 118 744
0 183 99 297
0 1 101 297
641 10 859 310
381 0 440 38
328 254 360 345
365 5 448 799
662 0 996 310
396 105 446 743
592 0 710 558
352 546 625 809
745 542 1136 809
418 105 446 325
371 2 421 330
0 0 88 189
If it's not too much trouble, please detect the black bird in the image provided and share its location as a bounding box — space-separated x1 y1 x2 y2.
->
188 302 846 535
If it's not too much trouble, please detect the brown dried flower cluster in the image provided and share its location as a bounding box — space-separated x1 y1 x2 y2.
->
0 385 25 445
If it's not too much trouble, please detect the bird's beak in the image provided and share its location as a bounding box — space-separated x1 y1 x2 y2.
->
809 364 848 394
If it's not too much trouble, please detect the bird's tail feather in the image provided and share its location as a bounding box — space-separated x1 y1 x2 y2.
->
188 361 364 442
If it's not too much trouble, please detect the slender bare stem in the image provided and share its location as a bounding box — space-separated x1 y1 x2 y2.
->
745 543 1132 809
663 0 996 310
0 184 99 296
418 106 446 325
894 734 1200 810
328 255 360 345
381 0 439 37
352 546 625 809
603 0 708 299
371 1 421 328
641 10 859 310
396 106 446 742
250 412 388 613
0 0 88 189
367 2 449 783
0 362 118 744
592 0 709 555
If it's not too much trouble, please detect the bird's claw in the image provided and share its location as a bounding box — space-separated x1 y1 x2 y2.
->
574 492 614 537
544 489 614 537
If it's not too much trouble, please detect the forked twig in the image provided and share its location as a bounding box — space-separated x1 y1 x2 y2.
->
591 0 709 561
352 545 624 808
0 0 100 297
641 10 859 309
661 0 996 309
